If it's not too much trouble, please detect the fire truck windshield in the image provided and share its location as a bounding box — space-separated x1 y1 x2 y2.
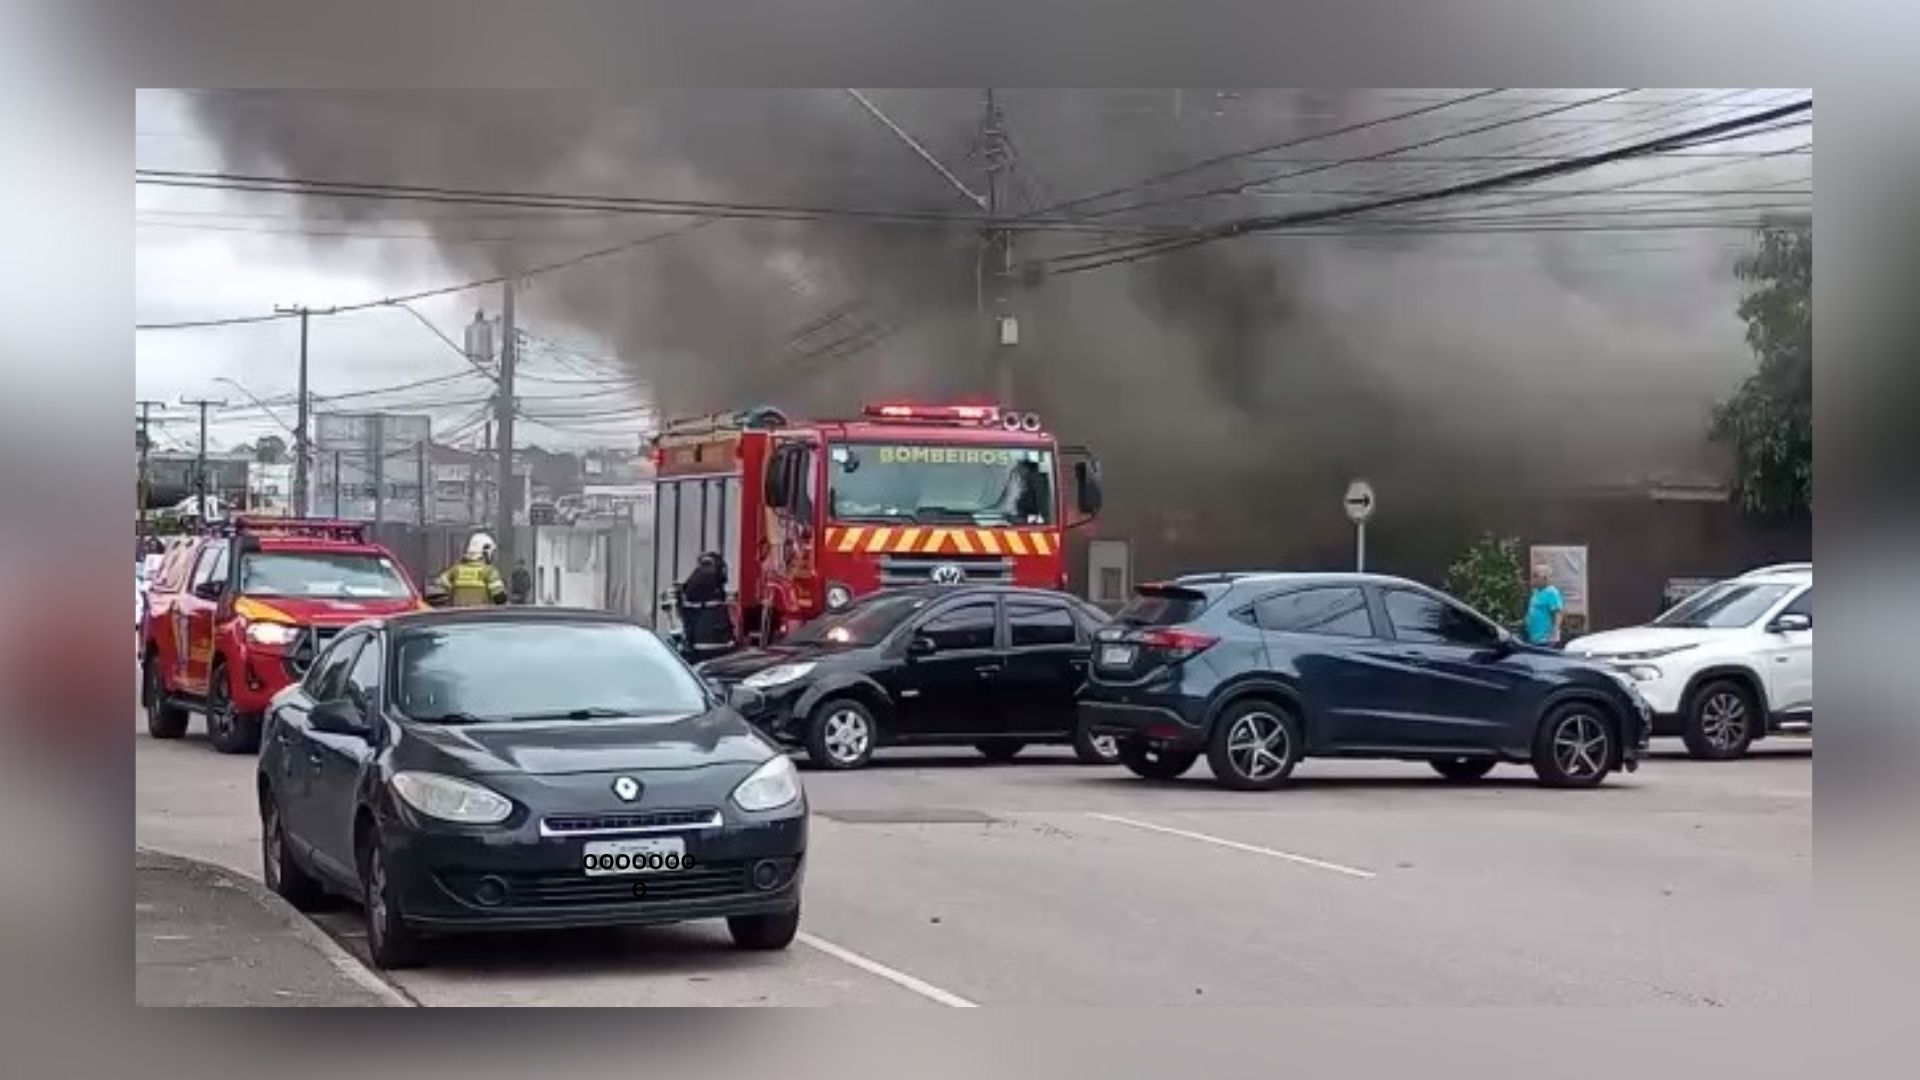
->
827 442 1055 526
238 551 413 600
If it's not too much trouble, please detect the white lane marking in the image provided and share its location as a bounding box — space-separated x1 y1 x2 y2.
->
1088 813 1376 880
798 932 977 1008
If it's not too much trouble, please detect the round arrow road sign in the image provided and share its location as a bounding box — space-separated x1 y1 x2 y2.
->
1343 480 1376 523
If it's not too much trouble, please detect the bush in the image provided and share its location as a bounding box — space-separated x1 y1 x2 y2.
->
1445 534 1527 629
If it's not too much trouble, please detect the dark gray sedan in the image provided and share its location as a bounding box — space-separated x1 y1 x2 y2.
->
256 607 806 969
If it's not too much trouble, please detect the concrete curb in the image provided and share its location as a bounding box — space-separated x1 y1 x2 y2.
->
136 846 416 1007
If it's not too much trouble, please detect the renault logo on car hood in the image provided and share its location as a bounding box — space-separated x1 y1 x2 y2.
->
611 776 641 802
930 563 966 585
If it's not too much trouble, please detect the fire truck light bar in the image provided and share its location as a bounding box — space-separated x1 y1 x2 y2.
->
219 516 369 543
864 403 1028 427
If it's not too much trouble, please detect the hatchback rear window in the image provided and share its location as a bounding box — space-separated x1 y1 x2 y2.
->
1115 585 1219 627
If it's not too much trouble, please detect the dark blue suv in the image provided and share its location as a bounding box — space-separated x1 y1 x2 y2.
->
1077 573 1650 790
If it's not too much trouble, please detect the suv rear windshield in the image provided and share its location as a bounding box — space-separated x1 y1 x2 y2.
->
1115 585 1220 627
239 550 414 600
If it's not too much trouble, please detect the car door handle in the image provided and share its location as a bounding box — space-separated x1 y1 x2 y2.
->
974 662 1005 676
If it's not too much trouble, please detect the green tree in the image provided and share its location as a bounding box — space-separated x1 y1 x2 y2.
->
1444 533 1527 628
1712 224 1811 515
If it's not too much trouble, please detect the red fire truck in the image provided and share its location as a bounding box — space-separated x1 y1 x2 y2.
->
650 403 1103 648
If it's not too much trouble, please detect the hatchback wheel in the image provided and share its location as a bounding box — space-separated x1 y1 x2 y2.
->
205 662 261 755
1532 703 1616 788
1206 700 1302 791
1430 757 1497 782
805 698 876 770
1682 680 1757 761
1116 741 1198 781
260 796 325 910
729 907 800 950
361 833 423 969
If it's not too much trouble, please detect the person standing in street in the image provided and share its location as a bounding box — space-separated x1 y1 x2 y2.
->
509 559 533 605
1525 563 1566 647
436 532 508 607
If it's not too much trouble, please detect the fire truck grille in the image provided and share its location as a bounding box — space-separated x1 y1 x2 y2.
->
878 554 1015 586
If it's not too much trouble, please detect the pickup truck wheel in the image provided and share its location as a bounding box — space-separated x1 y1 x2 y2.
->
1682 680 1758 761
143 655 190 739
205 661 261 755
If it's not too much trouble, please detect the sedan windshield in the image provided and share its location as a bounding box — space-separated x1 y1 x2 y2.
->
240 551 413 599
394 623 708 722
1652 582 1791 629
828 442 1055 525
787 592 932 647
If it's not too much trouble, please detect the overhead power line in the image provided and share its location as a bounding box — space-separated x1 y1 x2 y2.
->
1035 98 1811 275
135 219 713 330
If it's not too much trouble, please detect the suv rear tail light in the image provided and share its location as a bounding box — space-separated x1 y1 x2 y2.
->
1137 627 1218 660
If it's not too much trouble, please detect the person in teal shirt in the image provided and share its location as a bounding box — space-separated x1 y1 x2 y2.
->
1525 564 1565 646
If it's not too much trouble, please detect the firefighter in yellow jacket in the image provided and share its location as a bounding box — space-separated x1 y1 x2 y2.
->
437 532 508 607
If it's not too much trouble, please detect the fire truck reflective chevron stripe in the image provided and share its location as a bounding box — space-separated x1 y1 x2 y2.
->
826 527 1056 556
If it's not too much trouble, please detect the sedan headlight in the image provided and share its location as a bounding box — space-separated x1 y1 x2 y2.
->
743 661 817 690
245 620 301 646
731 754 802 812
391 771 514 824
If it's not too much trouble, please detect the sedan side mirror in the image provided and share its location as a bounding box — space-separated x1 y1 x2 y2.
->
423 584 451 608
728 685 768 717
1769 612 1811 633
1073 460 1104 517
310 698 371 739
906 635 938 658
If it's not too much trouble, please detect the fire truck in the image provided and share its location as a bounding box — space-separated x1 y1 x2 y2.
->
650 402 1103 649
140 516 425 754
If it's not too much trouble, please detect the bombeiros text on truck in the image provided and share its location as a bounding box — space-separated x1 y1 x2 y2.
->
650 402 1103 651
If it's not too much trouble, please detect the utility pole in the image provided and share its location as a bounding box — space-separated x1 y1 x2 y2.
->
275 306 312 516
980 89 1017 405
493 280 518 563
136 400 164 550
179 396 228 521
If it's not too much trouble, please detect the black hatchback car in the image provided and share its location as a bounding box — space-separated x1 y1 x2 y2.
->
698 585 1117 769
1078 573 1650 790
256 608 806 969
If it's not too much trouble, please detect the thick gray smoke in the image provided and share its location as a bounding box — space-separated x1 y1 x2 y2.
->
177 90 1763 575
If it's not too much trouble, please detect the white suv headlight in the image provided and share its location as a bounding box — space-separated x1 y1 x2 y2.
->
743 662 816 690
731 754 802 812
391 771 514 824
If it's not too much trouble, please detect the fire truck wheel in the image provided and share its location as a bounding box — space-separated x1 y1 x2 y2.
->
804 698 876 770
143 653 189 740
205 660 262 755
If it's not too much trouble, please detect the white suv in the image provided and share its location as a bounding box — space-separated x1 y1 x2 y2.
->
1565 564 1811 760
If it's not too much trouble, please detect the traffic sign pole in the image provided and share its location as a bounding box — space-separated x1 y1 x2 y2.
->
1356 520 1366 573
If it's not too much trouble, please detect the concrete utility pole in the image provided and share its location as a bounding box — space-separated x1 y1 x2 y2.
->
179 396 228 521
493 280 518 563
136 400 165 550
275 306 312 516
980 89 1017 405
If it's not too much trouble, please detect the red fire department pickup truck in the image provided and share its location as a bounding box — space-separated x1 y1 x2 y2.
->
651 402 1102 648
139 517 425 753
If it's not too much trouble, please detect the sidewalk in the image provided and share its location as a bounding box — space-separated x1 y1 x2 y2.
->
135 848 410 1007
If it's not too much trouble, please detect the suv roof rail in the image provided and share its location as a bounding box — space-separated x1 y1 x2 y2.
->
1740 562 1812 577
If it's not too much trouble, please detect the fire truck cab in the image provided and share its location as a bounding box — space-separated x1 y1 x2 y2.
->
140 516 425 754
650 403 1101 651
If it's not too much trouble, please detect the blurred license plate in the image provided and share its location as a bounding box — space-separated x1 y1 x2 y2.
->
582 837 688 877
1099 644 1135 666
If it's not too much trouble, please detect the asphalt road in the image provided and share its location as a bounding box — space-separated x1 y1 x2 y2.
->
134 709 1811 1006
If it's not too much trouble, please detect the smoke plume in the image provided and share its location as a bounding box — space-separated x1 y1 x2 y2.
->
174 89 1769 575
